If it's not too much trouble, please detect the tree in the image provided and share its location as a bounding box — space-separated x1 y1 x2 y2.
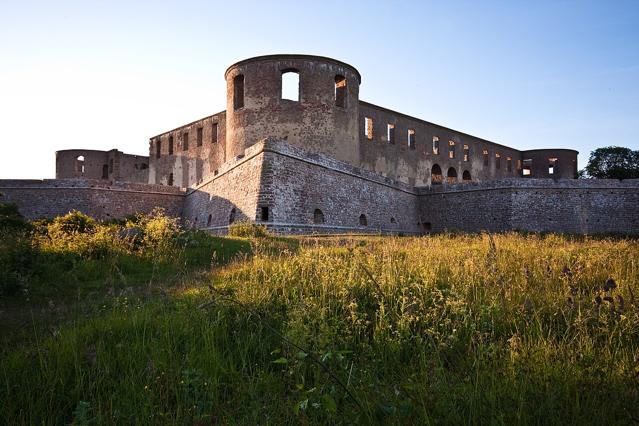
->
582 146 639 179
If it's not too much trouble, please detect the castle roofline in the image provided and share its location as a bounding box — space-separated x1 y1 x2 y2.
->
224 54 362 83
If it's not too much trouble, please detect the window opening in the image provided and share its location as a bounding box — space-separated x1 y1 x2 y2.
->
169 135 174 155
523 159 533 176
548 157 558 175
432 136 440 155
483 148 489 166
233 74 244 110
313 209 325 224
387 124 395 144
156 140 161 158
335 75 347 108
507 156 512 172
408 129 416 150
462 170 471 181
281 69 300 101
359 214 368 226
448 140 455 159
463 144 470 161
431 164 442 184
447 167 457 184
102 164 108 179
183 132 189 151
168 173 174 186
229 208 236 224
364 117 373 140
495 153 501 169
197 127 203 147
260 206 269 221
211 123 218 143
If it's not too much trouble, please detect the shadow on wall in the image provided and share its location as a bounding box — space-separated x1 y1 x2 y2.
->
183 189 245 233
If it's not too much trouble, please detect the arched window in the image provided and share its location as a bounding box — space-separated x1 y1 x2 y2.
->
168 173 174 186
462 170 471 182
335 75 347 108
359 214 367 226
229 208 236 224
431 164 442 184
281 69 299 101
233 74 244 110
207 214 212 227
76 156 85 174
447 167 457 184
313 208 325 224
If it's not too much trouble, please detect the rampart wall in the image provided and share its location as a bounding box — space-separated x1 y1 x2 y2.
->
0 179 184 220
419 179 639 235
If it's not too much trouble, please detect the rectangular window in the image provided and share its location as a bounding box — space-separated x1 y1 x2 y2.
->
448 140 455 159
408 129 416 150
523 159 533 176
495 153 501 169
507 156 512 172
335 76 347 108
483 148 489 166
197 127 203 147
211 122 218 143
463 144 469 161
387 123 395 144
233 74 244 110
517 159 522 170
548 157 558 175
260 206 269 221
433 136 439 154
156 139 161 159
364 117 373 140
169 135 174 155
183 132 189 151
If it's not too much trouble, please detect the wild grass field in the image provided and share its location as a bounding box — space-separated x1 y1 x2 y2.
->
1 206 638 425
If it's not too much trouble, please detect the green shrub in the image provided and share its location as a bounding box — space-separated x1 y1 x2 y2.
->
228 221 270 238
0 203 29 232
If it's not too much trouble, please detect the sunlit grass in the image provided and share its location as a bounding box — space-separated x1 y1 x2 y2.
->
1 219 638 424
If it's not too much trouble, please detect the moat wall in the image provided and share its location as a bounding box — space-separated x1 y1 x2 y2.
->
0 179 184 220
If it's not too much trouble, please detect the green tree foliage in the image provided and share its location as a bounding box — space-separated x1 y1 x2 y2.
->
583 146 639 179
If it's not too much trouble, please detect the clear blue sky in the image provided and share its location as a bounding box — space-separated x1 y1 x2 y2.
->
1 0 637 178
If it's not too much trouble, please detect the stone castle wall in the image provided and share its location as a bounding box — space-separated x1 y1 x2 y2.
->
0 179 184 220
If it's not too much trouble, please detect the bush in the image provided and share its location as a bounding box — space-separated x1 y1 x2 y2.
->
228 221 270 238
0 203 30 232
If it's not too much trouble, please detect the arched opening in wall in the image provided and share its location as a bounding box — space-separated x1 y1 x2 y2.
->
423 222 432 232
359 214 368 227
462 170 471 182
335 75 347 108
447 167 457 184
390 217 396 224
168 173 174 186
207 214 212 227
431 164 442 184
233 74 244 110
281 69 300 101
313 209 325 224
102 164 108 179
76 156 85 175
229 208 236 224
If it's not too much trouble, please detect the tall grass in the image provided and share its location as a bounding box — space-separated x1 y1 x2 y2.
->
1 227 638 424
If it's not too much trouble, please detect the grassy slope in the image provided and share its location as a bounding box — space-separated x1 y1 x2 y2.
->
1 233 639 425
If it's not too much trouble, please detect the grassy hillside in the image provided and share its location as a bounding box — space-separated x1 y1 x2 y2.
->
1 208 638 424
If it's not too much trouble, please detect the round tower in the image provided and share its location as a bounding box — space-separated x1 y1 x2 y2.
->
224 54 361 165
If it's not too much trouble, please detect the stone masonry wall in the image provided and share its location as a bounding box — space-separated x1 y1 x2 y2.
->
0 179 184 220
419 179 639 235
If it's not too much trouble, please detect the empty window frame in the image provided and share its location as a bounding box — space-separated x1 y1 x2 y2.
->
447 167 457 184
432 136 440 155
408 129 416 150
522 159 533 176
313 208 325 224
168 172 174 186
483 148 489 166
102 164 108 179
156 139 161 159
462 170 471 181
169 135 174 155
229 208 236 224
233 74 244 110
364 117 374 140
431 164 443 184
359 214 368 226
281 69 299 101
197 127 203 147
183 132 189 151
211 122 218 143
387 124 395 144
495 153 501 169
517 159 522 170
448 141 456 159
507 156 512 172
548 157 558 175
207 214 212 227
76 156 85 174
335 75 347 108
463 144 470 161
260 206 269 221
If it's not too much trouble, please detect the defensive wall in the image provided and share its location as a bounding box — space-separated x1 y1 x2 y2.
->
0 179 184 220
